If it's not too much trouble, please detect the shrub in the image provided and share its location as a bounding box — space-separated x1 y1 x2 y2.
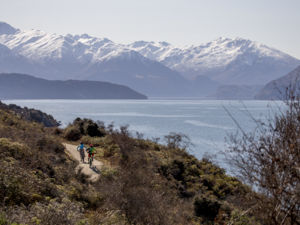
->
194 197 221 221
3 199 85 225
36 136 65 153
72 118 106 138
86 123 101 137
64 126 82 141
228 210 258 225
0 138 28 159
95 126 191 225
164 132 191 150
80 136 103 147
226 90 300 224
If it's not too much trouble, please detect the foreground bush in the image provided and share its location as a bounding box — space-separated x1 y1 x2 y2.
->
226 92 300 224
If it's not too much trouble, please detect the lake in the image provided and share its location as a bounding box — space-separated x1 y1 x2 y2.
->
3 99 281 165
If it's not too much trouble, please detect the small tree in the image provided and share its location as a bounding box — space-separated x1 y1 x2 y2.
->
226 89 300 224
164 132 191 150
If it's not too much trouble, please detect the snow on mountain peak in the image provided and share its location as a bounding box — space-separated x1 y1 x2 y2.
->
0 26 122 63
0 22 299 85
101 48 146 62
127 36 299 79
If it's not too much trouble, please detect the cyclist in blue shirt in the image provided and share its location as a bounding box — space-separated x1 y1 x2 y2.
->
77 142 86 163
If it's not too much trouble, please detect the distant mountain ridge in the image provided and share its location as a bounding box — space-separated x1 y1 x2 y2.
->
0 73 147 99
0 22 299 97
128 38 300 84
255 66 300 100
212 85 263 100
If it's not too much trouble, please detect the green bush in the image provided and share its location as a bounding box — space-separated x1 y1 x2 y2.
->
0 164 31 206
0 138 28 159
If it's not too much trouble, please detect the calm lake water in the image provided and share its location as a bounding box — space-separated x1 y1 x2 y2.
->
3 99 282 165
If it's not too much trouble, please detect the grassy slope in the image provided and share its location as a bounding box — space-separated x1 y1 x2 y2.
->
0 109 98 225
0 109 258 225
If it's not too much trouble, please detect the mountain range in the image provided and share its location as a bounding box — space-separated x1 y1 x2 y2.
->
255 65 300 100
0 21 299 97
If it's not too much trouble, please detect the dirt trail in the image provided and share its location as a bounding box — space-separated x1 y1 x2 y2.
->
63 143 103 182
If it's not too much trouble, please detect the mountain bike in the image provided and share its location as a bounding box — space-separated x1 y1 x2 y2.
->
80 149 85 163
88 154 94 168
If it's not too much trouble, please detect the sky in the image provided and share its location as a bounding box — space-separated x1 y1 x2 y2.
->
0 0 300 58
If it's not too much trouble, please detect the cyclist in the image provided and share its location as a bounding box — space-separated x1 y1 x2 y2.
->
86 144 96 168
77 142 86 163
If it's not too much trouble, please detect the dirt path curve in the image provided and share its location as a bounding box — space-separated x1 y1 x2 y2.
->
63 143 103 182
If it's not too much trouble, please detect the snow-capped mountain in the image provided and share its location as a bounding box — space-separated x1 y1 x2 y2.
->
0 21 299 97
128 38 300 84
0 22 202 97
0 24 123 66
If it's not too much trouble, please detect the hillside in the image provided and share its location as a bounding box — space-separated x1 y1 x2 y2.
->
0 22 299 97
211 85 263 100
255 65 300 100
0 103 259 225
0 101 59 127
0 106 86 224
0 73 147 99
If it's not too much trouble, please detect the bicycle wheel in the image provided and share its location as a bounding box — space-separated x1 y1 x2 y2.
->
89 157 92 168
80 152 85 163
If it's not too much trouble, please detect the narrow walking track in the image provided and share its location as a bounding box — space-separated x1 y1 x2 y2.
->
63 143 103 182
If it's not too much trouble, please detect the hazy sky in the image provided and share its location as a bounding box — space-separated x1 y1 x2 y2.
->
1 0 300 58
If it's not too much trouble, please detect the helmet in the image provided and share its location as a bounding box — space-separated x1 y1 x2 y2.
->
80 142 83 145
90 144 93 147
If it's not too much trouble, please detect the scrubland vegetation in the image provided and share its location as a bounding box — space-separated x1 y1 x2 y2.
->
226 91 300 224
0 98 299 224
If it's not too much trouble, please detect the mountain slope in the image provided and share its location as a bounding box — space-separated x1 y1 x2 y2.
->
0 43 35 73
211 85 263 100
0 73 147 99
255 65 300 100
83 50 200 97
0 21 19 35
